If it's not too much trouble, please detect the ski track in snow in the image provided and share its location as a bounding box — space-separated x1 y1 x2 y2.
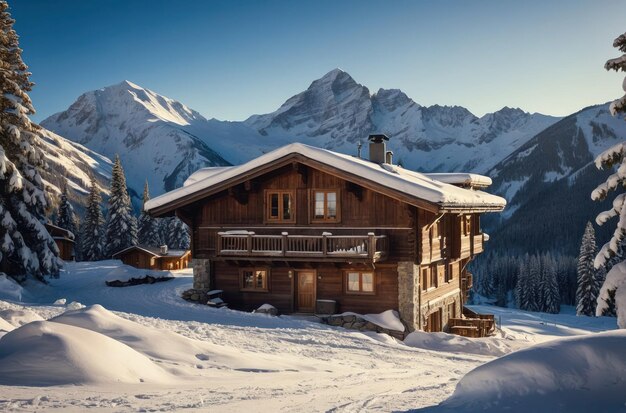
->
0 261 617 412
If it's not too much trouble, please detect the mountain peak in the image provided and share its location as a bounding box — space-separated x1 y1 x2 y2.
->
320 68 346 80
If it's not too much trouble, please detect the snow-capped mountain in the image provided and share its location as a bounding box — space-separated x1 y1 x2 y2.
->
482 103 626 256
42 70 560 207
244 69 560 173
38 126 112 213
41 81 234 205
489 103 626 210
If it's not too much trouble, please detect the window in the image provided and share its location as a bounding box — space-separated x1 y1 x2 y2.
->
266 191 295 223
430 265 438 289
463 215 472 236
421 268 429 291
312 190 339 222
446 262 458 283
240 268 269 292
346 271 374 294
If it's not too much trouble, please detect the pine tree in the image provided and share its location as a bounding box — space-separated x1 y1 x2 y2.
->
591 31 626 326
104 155 137 257
0 1 61 281
55 183 77 236
605 31 626 118
540 254 560 314
81 175 105 261
576 222 602 316
515 259 529 310
73 219 82 261
137 181 162 247
162 217 190 250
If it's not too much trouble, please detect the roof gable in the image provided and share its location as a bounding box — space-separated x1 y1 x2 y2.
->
145 143 506 215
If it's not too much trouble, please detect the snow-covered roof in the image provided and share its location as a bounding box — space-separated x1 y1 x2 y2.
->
112 245 190 258
183 166 233 187
422 173 492 189
145 143 506 214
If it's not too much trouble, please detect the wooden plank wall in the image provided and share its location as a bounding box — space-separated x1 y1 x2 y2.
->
190 165 416 262
214 261 399 314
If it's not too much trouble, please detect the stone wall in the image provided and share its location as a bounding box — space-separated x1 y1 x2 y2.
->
192 258 212 291
397 261 420 331
325 314 406 340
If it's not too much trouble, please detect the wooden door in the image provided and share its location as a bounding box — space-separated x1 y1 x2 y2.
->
296 271 316 313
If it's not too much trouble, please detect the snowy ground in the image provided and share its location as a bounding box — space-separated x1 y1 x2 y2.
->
0 261 620 412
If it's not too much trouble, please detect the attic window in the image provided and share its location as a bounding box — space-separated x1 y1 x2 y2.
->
312 190 340 222
266 191 295 223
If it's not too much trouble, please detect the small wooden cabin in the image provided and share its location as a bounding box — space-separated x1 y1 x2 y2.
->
145 136 505 333
45 223 75 261
112 245 191 270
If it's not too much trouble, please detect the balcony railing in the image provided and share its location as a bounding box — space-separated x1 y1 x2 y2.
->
217 231 388 261
448 307 495 338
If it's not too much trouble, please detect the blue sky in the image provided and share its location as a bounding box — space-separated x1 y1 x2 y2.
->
10 0 626 122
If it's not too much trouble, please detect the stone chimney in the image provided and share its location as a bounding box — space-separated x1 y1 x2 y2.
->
160 245 168 255
368 134 390 164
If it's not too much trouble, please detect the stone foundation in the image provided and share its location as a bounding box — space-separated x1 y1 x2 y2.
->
397 261 420 331
325 314 406 340
192 258 212 291
181 288 209 304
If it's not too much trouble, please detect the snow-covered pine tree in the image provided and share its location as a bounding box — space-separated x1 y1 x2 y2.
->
81 175 105 261
540 254 560 314
55 183 77 236
137 181 162 247
104 155 137 257
162 216 190 250
591 31 626 327
576 222 602 316
605 31 626 118
0 1 61 281
73 219 82 261
515 259 529 310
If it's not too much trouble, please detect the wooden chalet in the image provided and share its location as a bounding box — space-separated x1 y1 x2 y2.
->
145 135 506 334
112 245 191 270
45 223 75 261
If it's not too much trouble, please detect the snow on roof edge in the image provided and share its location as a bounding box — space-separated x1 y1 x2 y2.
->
145 143 506 213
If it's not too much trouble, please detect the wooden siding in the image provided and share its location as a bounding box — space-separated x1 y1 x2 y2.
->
118 250 157 270
214 261 398 314
116 250 190 271
55 239 75 261
188 164 415 262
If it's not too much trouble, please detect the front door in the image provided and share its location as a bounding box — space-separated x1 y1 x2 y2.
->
296 271 316 313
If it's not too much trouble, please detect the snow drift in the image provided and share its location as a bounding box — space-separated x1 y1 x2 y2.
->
0 308 44 327
51 304 313 373
0 320 173 386
404 331 515 357
433 330 626 413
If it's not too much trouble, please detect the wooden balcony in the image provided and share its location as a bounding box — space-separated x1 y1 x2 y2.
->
216 231 389 262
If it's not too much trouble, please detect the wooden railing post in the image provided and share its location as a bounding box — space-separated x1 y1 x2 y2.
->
322 232 329 256
281 232 288 256
217 233 222 255
247 233 253 254
368 232 375 259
